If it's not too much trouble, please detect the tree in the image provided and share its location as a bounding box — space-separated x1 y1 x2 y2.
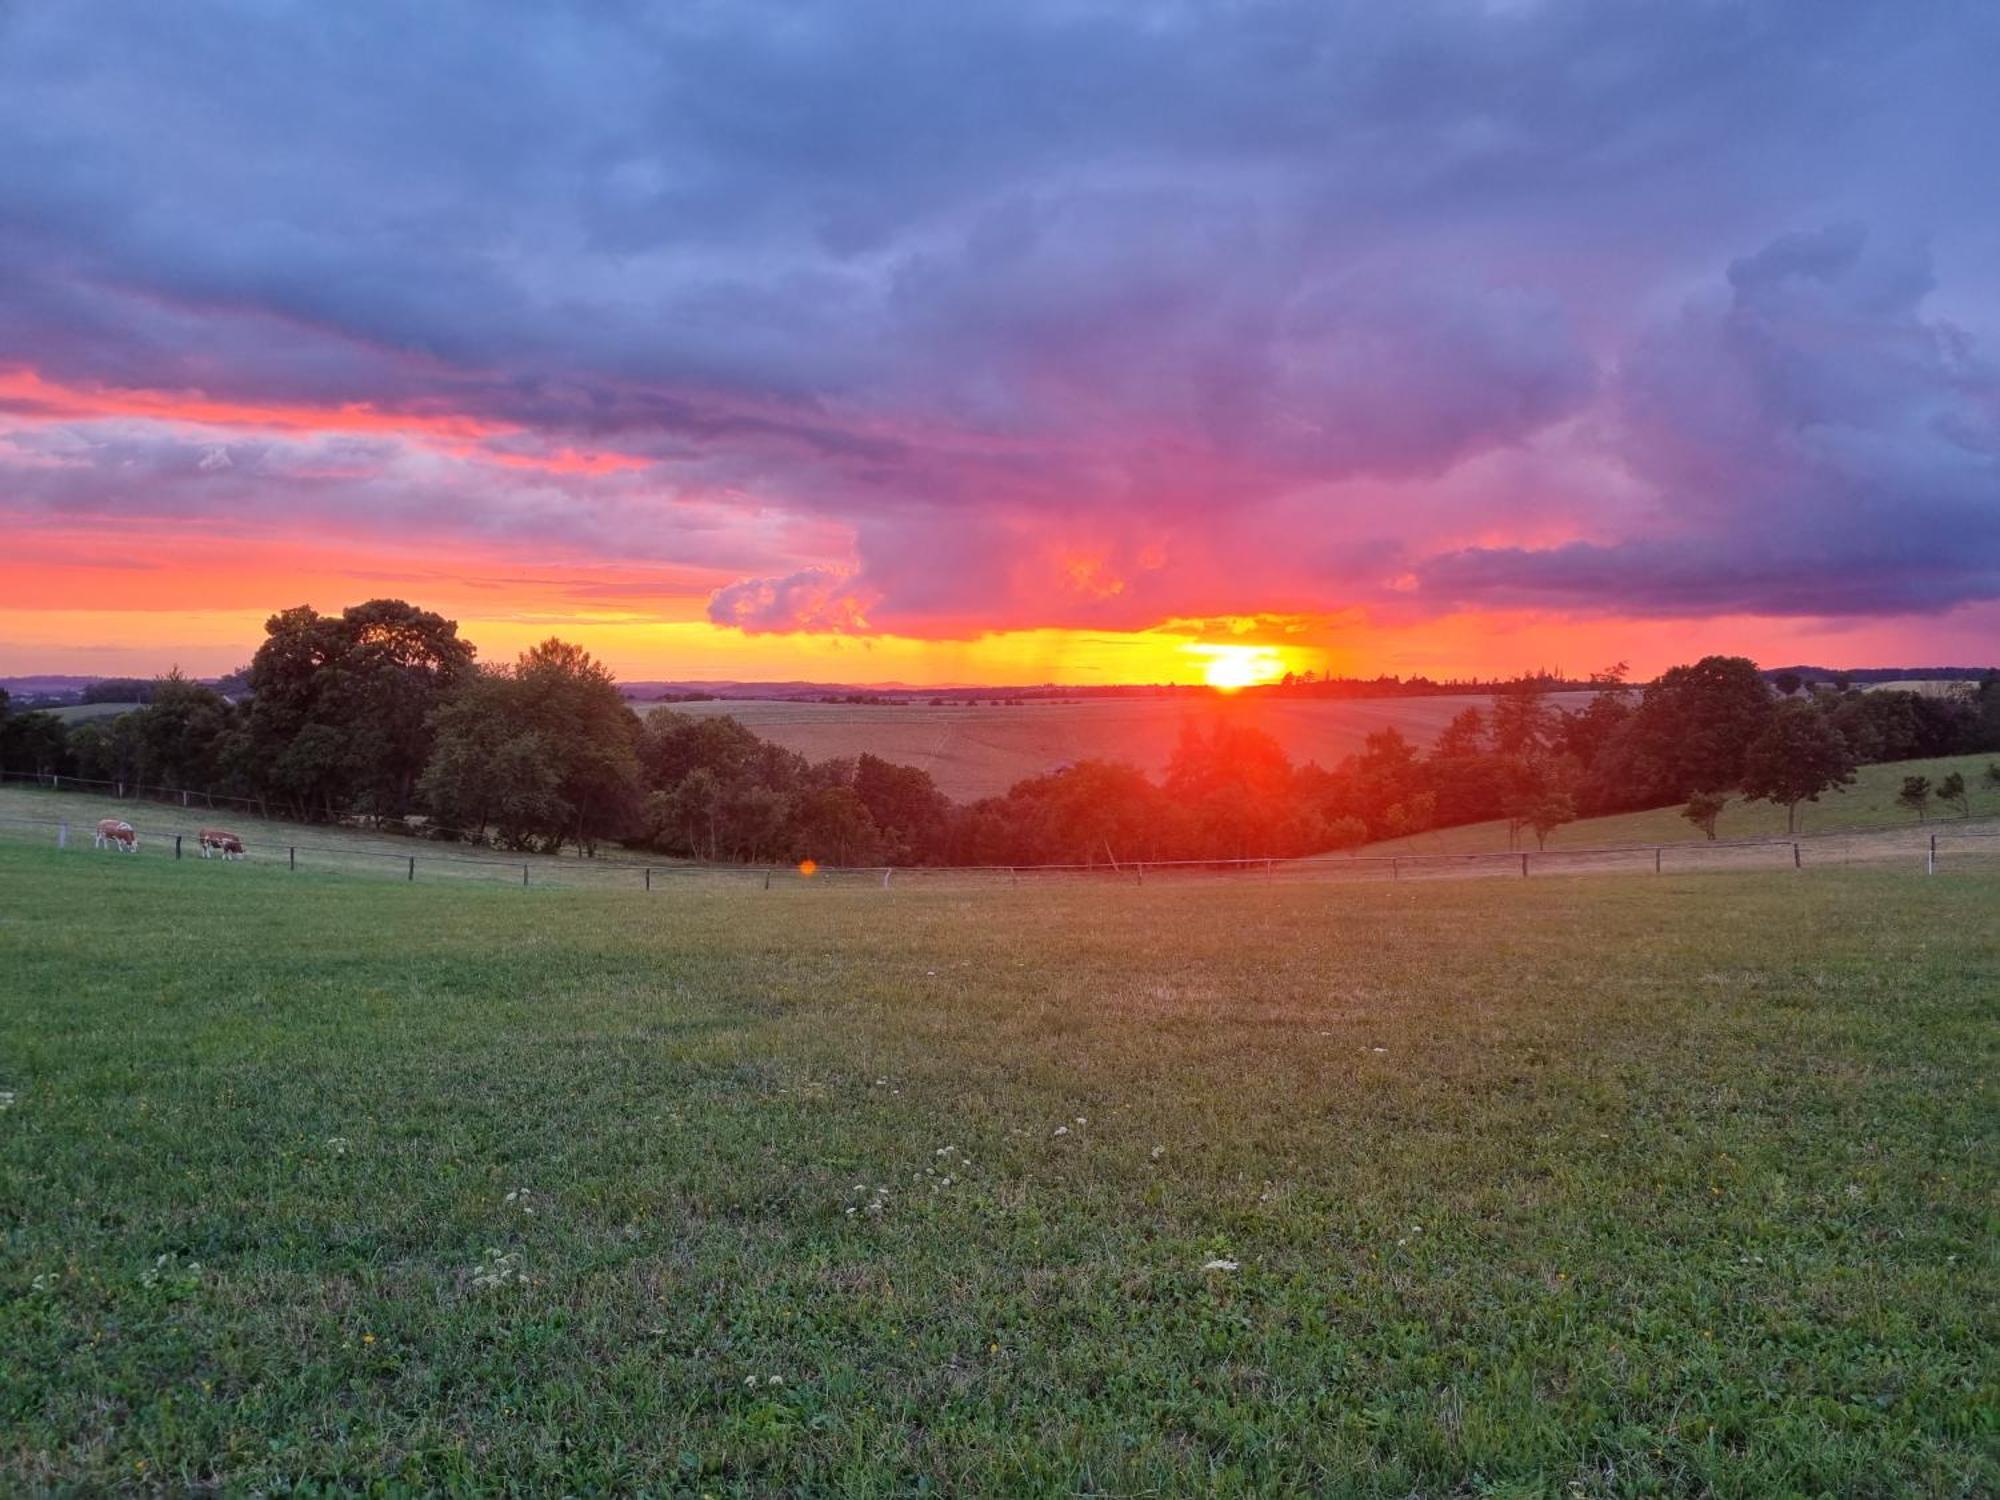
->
787 784 883 866
853 753 949 864
1526 791 1575 850
1738 700 1857 833
1497 752 1577 851
0 692 69 777
1323 815 1369 852
1896 775 1932 822
1682 791 1727 840
247 600 476 820
1491 676 1559 756
1558 687 1634 772
1986 762 2000 794
128 670 237 793
1936 771 1969 819
1586 656 1774 813
1772 671 1803 698
419 639 641 853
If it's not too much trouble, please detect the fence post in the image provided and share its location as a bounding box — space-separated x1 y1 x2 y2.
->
1009 866 1017 885
407 855 415 882
1136 861 1145 886
523 864 529 888
1927 833 1936 876
289 845 296 871
1793 842 1801 870
1391 857 1399 881
57 820 68 849
1655 846 1662 874
764 867 773 889
175 834 182 860
882 868 892 889
645 866 651 892
1521 852 1529 878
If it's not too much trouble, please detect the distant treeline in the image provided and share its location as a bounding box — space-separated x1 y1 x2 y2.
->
2 599 1997 864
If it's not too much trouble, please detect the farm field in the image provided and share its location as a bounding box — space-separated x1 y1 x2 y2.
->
1366 752 2000 856
1 846 1993 1495
45 701 144 724
627 691 1602 801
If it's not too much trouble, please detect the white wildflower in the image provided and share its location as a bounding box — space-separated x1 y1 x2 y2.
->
1052 1125 1070 1137
1202 1258 1240 1272
30 1272 56 1295
1150 1145 1166 1160
324 1136 349 1156
469 1248 524 1291
0 1090 17 1110
1075 1116 1087 1125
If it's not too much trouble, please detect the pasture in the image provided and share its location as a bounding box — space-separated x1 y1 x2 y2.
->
1366 752 2000 856
1 846 1993 1495
44 701 144 725
627 692 1602 801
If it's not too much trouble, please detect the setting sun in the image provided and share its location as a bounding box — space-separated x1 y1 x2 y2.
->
1191 643 1287 691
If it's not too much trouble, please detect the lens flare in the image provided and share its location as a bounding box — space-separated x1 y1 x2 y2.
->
797 858 819 877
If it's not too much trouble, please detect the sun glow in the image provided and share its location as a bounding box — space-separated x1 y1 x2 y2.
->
1191 643 1287 691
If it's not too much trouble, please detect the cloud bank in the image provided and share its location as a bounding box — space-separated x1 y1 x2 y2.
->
1 0 1994 655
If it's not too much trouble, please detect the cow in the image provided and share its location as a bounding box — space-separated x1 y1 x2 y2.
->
198 827 246 860
94 818 138 853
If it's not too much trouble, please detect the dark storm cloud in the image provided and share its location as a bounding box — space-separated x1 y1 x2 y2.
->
1421 226 2000 616
1 0 1996 630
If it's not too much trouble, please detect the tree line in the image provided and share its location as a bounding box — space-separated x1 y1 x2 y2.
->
1 599 1996 865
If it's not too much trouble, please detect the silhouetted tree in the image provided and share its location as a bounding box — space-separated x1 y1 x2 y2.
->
1896 775 1932 822
1682 791 1727 841
1936 771 1969 819
420 639 640 852
1738 700 1857 833
247 600 476 820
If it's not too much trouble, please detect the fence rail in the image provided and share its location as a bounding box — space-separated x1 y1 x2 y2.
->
4 804 1995 893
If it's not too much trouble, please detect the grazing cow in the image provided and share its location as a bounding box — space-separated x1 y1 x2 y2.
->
198 827 246 860
94 818 138 853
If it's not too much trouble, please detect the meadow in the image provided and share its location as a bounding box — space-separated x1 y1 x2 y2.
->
1 844 1993 1495
1365 752 2000 856
629 692 1602 801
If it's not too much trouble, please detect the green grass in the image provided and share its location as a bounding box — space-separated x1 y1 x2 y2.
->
1 845 1994 1496
1369 752 2000 856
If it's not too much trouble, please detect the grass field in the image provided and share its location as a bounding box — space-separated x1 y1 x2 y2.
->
44 701 144 725
1367 752 2000 856
2 845 1993 1495
629 692 1602 801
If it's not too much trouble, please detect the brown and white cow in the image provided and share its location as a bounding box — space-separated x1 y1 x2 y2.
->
94 818 138 853
198 827 246 860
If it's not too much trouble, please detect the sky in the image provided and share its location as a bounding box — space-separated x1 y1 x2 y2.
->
2 0 1997 686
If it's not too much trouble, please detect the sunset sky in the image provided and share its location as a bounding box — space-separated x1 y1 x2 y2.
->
3 2 1996 686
